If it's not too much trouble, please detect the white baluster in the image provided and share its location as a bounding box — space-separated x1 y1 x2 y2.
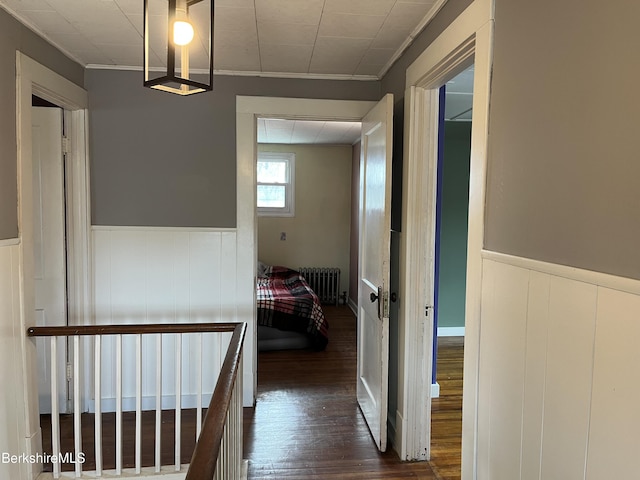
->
155 334 162 473
135 333 142 473
73 336 82 477
50 337 60 479
175 333 182 471
94 336 103 476
116 334 123 475
196 333 202 439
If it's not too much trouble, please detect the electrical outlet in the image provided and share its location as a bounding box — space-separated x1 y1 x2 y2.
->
280 232 286 241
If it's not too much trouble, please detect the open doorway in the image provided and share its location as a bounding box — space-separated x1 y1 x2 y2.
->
430 65 474 480
254 117 360 353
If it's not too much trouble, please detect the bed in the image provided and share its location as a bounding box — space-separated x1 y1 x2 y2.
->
257 264 329 351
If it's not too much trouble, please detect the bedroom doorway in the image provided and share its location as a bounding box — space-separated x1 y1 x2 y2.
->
253 117 360 355
429 65 473 479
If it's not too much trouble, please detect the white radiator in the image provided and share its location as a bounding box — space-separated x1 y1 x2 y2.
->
298 267 341 305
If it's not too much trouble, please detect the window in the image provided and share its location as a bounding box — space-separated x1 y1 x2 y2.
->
257 152 295 216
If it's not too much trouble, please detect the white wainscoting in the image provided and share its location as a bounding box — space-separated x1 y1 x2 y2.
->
0 244 26 480
92 227 242 411
477 251 640 480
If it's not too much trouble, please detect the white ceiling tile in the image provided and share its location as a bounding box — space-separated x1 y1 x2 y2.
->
125 13 143 35
46 0 121 23
309 55 360 75
258 22 317 46
255 0 324 25
259 119 361 144
313 36 371 56
323 0 396 16
215 5 256 31
257 118 268 143
353 63 382 76
1 0 54 12
446 65 475 93
45 32 103 64
260 44 312 73
385 2 433 30
71 14 142 45
97 43 143 66
360 48 395 65
291 121 324 143
263 118 294 143
318 12 385 39
398 0 438 4
215 0 254 7
214 44 260 70
215 27 258 48
21 9 77 34
371 23 410 49
113 0 142 15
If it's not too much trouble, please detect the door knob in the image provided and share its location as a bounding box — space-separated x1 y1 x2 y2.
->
370 292 378 303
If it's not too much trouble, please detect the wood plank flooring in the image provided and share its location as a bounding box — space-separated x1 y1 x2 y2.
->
39 306 463 479
243 305 463 480
430 336 464 480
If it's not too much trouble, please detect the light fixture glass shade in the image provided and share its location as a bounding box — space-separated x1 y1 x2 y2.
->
144 0 213 95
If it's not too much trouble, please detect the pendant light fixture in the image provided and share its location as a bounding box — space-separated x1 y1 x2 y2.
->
144 0 213 95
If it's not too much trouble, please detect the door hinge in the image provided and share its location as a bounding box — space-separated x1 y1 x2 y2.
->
62 136 70 155
66 362 73 381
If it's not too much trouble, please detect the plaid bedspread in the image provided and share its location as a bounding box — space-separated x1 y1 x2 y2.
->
257 266 329 350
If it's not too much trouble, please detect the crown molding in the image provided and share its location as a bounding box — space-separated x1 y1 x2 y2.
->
85 64 379 82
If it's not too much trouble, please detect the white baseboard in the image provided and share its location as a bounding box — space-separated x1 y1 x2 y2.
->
437 326 465 337
348 298 357 316
431 382 440 398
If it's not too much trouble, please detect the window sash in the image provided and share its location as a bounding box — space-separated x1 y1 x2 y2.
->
257 152 295 217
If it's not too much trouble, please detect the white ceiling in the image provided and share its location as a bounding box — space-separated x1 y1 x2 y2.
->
258 118 362 145
0 0 448 79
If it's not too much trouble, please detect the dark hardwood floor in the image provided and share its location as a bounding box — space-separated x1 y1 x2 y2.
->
40 306 463 479
243 305 463 480
430 336 464 480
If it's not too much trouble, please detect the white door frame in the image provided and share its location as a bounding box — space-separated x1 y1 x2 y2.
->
236 97 376 406
16 52 90 470
398 0 494 478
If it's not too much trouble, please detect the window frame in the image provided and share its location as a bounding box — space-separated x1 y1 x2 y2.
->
256 151 295 217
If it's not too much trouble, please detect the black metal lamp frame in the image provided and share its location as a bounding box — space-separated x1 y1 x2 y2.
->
143 0 214 95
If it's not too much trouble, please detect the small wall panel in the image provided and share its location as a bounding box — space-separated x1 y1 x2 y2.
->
92 227 237 411
586 287 640 479
478 260 529 480
520 271 550 480
540 277 597 480
0 246 24 480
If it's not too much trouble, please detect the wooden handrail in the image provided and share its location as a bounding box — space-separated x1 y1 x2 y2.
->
27 322 240 337
28 321 247 479
185 322 246 480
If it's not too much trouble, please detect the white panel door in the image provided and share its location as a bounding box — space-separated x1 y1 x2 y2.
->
32 107 68 414
357 93 393 452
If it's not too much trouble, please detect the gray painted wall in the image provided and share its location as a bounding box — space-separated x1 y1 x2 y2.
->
485 0 640 280
0 7 84 240
86 70 380 228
